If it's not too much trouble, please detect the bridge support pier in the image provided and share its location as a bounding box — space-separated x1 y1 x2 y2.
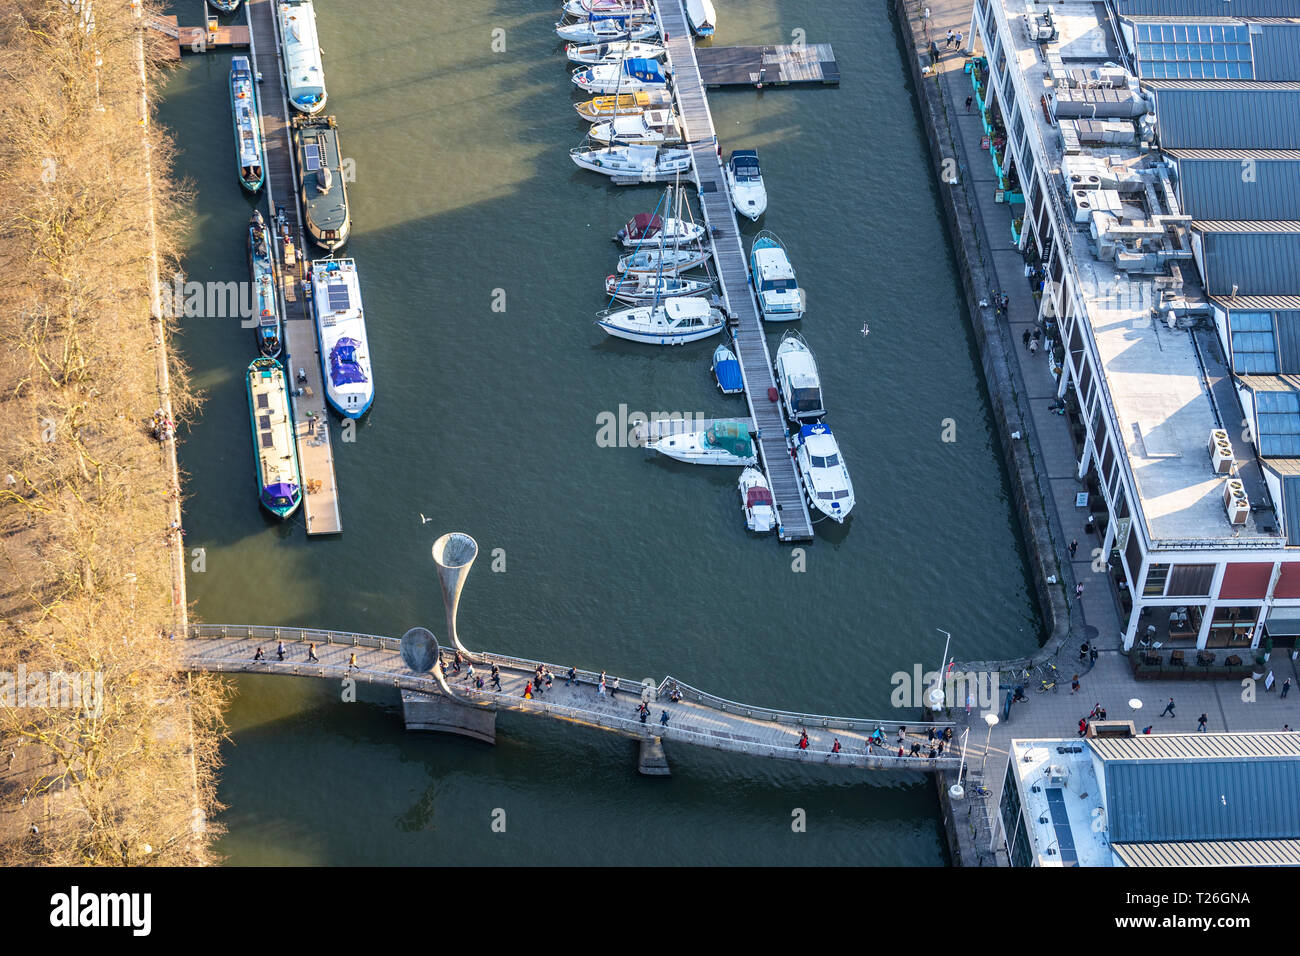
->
401 690 496 744
637 735 671 776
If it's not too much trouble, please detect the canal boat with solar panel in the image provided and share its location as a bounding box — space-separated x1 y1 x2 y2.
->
572 58 668 94
712 343 743 394
293 114 350 251
247 211 282 358
278 0 328 114
556 15 660 44
794 423 854 523
774 330 824 422
574 89 673 121
725 149 767 221
649 420 757 466
685 0 716 37
566 41 665 65
616 245 710 275
750 230 805 321
229 56 266 192
605 272 711 303
245 357 302 519
738 467 776 533
310 258 373 418
570 143 692 179
596 296 724 345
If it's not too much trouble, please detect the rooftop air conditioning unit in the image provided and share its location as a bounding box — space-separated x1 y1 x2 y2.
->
1224 479 1249 525
1073 188 1096 223
1048 765 1069 786
1209 429 1234 474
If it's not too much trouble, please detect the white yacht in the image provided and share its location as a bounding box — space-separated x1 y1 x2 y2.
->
596 296 724 345
774 330 825 422
556 17 660 44
566 41 665 65
278 0 327 114
605 272 711 303
310 258 373 418
738 468 776 533
794 423 855 523
616 210 704 247
562 0 654 17
725 149 767 221
589 109 683 146
570 144 692 180
616 246 710 275
685 0 716 36
572 58 668 94
750 231 805 321
649 421 757 466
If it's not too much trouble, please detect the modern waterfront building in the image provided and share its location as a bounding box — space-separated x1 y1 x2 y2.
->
1000 732 1300 867
965 0 1300 654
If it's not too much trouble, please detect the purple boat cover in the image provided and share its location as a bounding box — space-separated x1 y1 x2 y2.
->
263 482 299 501
329 337 367 387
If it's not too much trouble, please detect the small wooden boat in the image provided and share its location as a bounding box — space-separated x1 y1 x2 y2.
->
574 89 673 121
246 357 303 519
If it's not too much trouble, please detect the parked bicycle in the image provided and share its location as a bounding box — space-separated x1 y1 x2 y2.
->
1037 662 1060 693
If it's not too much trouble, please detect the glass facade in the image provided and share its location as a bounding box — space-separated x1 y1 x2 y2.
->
1229 311 1278 374
1257 390 1300 457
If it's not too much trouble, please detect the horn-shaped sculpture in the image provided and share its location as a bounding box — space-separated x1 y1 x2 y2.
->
432 532 477 656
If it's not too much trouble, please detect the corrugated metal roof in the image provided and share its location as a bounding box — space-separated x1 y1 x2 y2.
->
1107 758 1300 842
1090 732 1300 761
1262 458 1300 479
1193 220 1300 233
1113 840 1300 866
1168 148 1300 159
1175 156 1300 219
1151 86 1300 149
1198 229 1300 295
1118 0 1300 15
1213 294 1300 310
1236 373 1300 392
1285 475 1300 544
1125 16 1300 24
1251 22 1300 81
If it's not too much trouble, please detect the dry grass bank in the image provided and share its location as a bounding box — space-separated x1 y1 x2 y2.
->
0 0 225 865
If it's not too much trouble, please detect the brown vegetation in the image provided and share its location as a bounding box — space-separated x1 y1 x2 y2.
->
0 0 225 865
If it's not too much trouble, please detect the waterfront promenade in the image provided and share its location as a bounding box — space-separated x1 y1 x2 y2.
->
895 0 1300 862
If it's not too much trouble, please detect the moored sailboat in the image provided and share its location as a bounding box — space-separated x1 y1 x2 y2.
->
566 41 665 65
570 144 692 180
574 89 673 121
605 272 711 302
596 296 724 345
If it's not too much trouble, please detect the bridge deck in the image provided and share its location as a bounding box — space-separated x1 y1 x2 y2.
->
186 625 960 771
657 0 814 542
247 0 341 534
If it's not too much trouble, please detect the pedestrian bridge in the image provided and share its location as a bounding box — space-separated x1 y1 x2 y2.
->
183 624 961 774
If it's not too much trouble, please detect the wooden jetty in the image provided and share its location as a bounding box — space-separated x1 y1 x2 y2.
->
656 0 815 542
696 44 840 88
147 14 249 62
246 0 342 535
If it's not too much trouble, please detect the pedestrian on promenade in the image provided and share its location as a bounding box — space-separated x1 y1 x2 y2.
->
1032 327 1042 345
1022 329 1031 349
348 652 358 671
910 742 922 756
928 747 937 758
1069 539 1078 558
452 651 462 675
965 94 973 111
831 738 842 755
1078 641 1089 662
896 727 906 744
945 28 954 46
1197 713 1208 732
598 676 607 697
545 668 554 692
253 647 265 661
610 677 620 699
638 702 650 724
307 643 319 662
1284 678 1292 699
927 726 936 741
966 693 974 717
1089 702 1101 719
798 730 809 750
955 31 964 49
276 641 286 661
475 675 485 690
660 710 669 727
1161 697 1175 717
466 663 476 683
1075 583 1085 598
1078 717 1087 737
1142 725 1152 734
1029 337 1039 355
565 666 576 687
491 670 502 692
897 746 905 757
936 739 945 755
1071 674 1080 694
523 681 533 699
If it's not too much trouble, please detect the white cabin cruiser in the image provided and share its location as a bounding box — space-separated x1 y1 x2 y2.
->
556 16 660 44
750 231 805 321
725 149 767 221
278 0 327 114
570 144 692 180
572 58 668 94
616 246 710 275
774 330 825 422
606 272 711 303
596 296 724 345
589 109 683 146
310 258 374 418
794 423 855 523
685 0 716 36
562 0 653 17
566 41 665 64
650 421 757 466
738 468 776 532
616 210 704 247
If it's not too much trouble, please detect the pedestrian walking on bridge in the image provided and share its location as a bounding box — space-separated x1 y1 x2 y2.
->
1161 697 1176 718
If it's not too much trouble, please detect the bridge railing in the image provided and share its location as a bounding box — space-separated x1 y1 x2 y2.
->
186 654 961 772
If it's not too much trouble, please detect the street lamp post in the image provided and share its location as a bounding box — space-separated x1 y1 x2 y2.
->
929 628 953 712
981 712 1000 777
948 726 971 800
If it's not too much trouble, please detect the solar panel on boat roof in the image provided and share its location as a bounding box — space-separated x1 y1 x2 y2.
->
256 393 269 408
258 415 271 429
260 431 275 449
326 282 350 311
304 143 321 171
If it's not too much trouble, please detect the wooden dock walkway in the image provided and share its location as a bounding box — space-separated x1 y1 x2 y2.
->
246 0 341 534
697 44 840 88
185 624 961 772
656 0 814 542
147 14 249 62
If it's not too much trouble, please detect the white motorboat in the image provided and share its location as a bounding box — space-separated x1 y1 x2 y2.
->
725 149 767 221
750 230 805 321
774 330 825 422
650 421 757 466
685 0 716 37
277 0 327 114
794 423 855 523
570 144 692 180
572 58 668 94
574 89 674 121
617 246 710 275
606 272 711 303
562 0 653 18
589 109 683 146
566 40 665 64
596 296 724 345
556 16 660 44
616 211 704 247
738 467 776 533
310 258 374 418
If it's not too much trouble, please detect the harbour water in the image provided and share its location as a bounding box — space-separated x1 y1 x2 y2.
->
158 0 1040 865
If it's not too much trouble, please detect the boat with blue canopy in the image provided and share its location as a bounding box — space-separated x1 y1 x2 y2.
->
572 58 668 94
310 258 373 418
245 357 302 519
229 55 265 192
278 0 328 114
712 343 743 394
